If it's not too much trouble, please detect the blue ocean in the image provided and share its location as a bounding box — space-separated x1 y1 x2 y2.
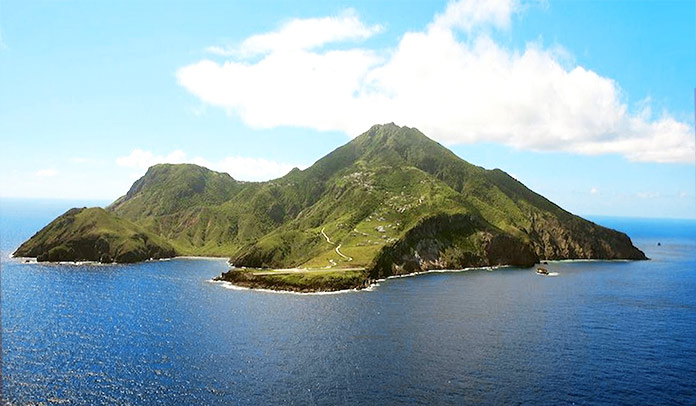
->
1 199 695 405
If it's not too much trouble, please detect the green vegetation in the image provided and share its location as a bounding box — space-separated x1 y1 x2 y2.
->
14 207 175 263
216 268 369 293
15 123 646 287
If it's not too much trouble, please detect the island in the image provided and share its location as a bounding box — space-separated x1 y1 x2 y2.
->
14 123 647 291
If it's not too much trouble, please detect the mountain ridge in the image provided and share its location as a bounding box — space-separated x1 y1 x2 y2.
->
14 123 646 290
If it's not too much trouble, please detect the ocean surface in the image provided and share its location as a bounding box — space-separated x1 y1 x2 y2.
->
1 199 695 405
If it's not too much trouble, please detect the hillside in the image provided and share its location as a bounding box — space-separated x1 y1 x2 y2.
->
218 124 646 285
13 207 176 263
15 124 646 288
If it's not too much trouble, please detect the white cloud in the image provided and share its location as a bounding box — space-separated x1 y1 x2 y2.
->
206 9 383 57
178 0 695 165
35 169 58 177
116 149 305 182
196 156 303 181
205 46 233 56
590 187 599 195
430 0 519 32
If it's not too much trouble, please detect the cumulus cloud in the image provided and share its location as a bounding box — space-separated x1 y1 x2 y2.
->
177 0 695 164
116 149 305 181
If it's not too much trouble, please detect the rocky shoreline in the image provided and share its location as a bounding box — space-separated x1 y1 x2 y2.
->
213 250 649 293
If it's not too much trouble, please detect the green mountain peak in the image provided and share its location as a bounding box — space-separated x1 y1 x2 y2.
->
109 163 242 220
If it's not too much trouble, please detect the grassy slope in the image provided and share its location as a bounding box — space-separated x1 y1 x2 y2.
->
14 207 176 263
107 164 248 255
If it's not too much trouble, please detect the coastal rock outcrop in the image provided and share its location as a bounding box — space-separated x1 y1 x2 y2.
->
367 213 540 279
13 207 176 263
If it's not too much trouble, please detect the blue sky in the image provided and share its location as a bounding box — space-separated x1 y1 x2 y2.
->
0 0 694 218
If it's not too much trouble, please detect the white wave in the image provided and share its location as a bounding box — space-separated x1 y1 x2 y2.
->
384 265 508 280
175 256 228 261
13 256 228 266
208 265 523 295
9 255 36 263
208 265 518 295
363 283 379 291
207 279 377 295
544 258 630 263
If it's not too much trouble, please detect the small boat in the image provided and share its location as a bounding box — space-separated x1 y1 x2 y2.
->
536 267 549 276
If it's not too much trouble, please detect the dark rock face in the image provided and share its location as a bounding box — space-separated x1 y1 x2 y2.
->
482 234 539 267
527 213 647 260
368 212 646 280
368 214 540 279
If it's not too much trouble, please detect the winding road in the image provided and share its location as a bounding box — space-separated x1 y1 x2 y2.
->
320 227 353 262
320 227 332 244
